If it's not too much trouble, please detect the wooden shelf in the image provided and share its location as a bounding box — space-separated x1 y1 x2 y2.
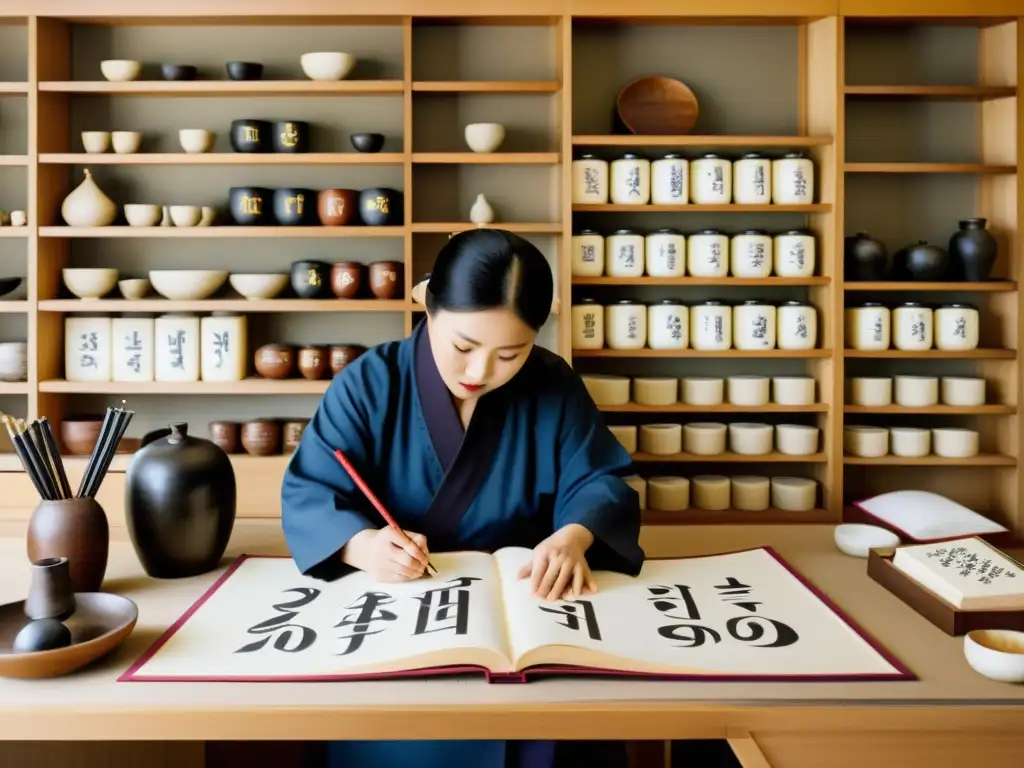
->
844 405 1016 415
601 403 829 413
0 382 29 395
845 281 1016 292
39 299 410 313
0 229 27 238
843 85 1016 100
38 378 331 395
573 204 831 213
573 349 832 359
411 152 559 164
0 301 28 313
573 277 830 287
844 162 1016 174
38 80 404 95
39 226 404 238
572 135 833 147
844 349 1016 359
844 455 1016 466
633 452 827 463
0 155 27 166
411 81 560 93
643 508 833 525
0 82 27 94
410 222 562 234
40 153 407 165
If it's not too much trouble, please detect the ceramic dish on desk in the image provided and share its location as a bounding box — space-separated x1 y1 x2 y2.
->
964 629 1024 684
834 523 901 558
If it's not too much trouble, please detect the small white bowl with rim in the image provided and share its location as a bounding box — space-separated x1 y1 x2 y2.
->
62 268 119 300
81 131 111 153
100 59 142 82
464 123 506 153
111 131 141 154
964 629 1024 683
179 129 215 154
300 52 355 81
124 204 161 227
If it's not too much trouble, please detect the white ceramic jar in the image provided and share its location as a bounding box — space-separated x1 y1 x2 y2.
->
732 152 771 204
571 299 604 349
647 300 688 349
845 303 890 350
772 376 816 406
651 154 688 205
570 229 605 277
894 375 939 407
65 315 112 382
610 153 651 205
849 377 892 407
687 229 729 277
777 300 817 350
775 424 819 455
932 428 979 458
645 229 685 277
571 154 608 204
941 377 986 407
605 300 647 349
935 303 980 350
605 228 644 277
727 375 770 406
773 229 816 278
154 313 200 382
892 302 933 351
690 153 732 204
730 229 773 278
690 301 731 351
682 377 724 406
733 300 776 350
111 315 154 382
772 152 814 204
890 427 931 458
844 426 889 458
200 312 247 382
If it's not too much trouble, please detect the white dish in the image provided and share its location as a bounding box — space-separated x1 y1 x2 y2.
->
464 123 505 153
964 629 1024 683
100 59 141 82
149 270 228 301
833 523 900 558
300 52 355 81
62 268 118 300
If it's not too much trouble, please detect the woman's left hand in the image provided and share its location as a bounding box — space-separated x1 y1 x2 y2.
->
517 523 597 601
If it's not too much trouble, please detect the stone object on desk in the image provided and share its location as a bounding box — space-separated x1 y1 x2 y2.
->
12 618 72 654
833 523 900 558
964 629 1024 684
25 556 76 621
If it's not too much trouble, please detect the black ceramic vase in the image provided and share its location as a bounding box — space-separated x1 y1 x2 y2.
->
948 218 997 281
290 260 332 298
844 232 890 281
124 422 237 579
228 187 270 225
273 188 316 226
359 187 403 226
230 119 271 153
893 240 949 281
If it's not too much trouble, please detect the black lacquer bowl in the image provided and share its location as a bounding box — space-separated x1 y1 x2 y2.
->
0 277 21 299
230 119 271 153
161 64 196 81
226 61 263 81
228 187 271 226
359 187 403 226
350 132 385 153
273 120 309 153
273 188 317 226
290 260 332 299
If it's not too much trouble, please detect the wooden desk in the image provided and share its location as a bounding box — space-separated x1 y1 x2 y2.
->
0 520 1022 768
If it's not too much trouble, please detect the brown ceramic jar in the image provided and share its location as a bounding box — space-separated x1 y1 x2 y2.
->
330 261 364 299
254 343 294 379
241 419 281 456
330 344 367 375
283 419 309 452
369 261 403 300
297 345 328 380
318 189 358 226
208 421 240 454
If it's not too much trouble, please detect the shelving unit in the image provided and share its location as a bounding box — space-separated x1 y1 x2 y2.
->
0 6 1018 539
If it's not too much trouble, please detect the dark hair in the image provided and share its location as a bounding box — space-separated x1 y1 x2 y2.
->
424 228 553 332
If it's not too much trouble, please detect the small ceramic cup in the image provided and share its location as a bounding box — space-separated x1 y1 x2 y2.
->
81 131 111 153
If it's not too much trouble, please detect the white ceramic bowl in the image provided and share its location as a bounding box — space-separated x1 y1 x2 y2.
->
62 268 118 300
111 131 141 154
100 59 142 82
300 51 355 81
964 629 1024 683
833 523 900 558
150 270 228 301
81 131 111 153
124 204 162 227
118 278 150 300
0 341 27 382
464 123 506 153
229 273 289 300
179 129 215 154
169 205 202 227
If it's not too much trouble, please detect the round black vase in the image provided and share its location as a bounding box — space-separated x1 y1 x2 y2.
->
273 188 316 226
843 232 891 281
124 422 237 579
228 187 271 225
949 217 997 281
230 119 271 153
893 240 949 281
358 187 403 226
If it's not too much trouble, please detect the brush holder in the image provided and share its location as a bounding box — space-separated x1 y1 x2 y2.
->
26 498 110 592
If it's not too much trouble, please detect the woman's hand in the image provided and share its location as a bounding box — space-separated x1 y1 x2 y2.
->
517 523 597 601
341 527 430 582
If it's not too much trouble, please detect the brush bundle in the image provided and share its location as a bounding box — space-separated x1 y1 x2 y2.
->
2 405 135 501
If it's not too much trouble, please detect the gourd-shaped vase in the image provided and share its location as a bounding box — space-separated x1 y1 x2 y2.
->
61 169 118 227
470 193 494 226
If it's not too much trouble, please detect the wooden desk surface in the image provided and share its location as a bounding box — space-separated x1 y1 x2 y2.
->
0 520 1022 742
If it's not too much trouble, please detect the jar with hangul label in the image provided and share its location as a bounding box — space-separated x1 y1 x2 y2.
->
772 152 815 204
893 302 933 351
647 300 688 350
773 229 816 277
733 300 776 350
605 300 647 349
690 153 732 204
645 228 685 277
571 299 604 349
730 230 773 278
570 229 605 277
651 154 688 205
690 301 731 351
935 303 980 351
610 153 651 205
571 154 608 204
844 302 890 351
777 300 817 350
605 228 644 277
733 153 771 204
111 315 154 382
687 229 729 277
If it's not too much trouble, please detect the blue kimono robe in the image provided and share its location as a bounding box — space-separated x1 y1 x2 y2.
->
281 320 645 768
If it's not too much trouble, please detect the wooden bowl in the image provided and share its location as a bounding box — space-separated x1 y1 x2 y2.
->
60 416 105 456
615 76 699 135
0 592 138 679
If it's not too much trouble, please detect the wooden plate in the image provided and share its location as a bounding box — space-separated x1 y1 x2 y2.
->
0 592 138 679
616 76 699 135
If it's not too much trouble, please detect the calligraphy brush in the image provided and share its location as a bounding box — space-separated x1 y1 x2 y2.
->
333 449 439 576
2 413 48 499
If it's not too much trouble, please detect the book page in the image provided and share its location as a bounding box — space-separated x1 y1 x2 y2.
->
493 547 904 678
892 537 1024 610
126 552 513 681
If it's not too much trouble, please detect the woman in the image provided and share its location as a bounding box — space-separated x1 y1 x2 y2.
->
281 228 645 768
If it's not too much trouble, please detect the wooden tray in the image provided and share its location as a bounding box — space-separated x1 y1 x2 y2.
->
867 548 1024 637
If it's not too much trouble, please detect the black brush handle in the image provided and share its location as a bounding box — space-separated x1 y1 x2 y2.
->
39 418 72 500
84 409 133 499
26 421 60 500
77 408 116 498
11 433 48 499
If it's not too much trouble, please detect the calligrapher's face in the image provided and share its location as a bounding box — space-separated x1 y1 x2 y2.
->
427 308 536 400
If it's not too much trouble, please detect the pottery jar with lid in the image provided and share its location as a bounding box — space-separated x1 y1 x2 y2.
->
690 301 731 351
777 300 817 350
65 315 112 382
774 230 816 277
647 300 687 350
687 229 728 277
645 229 685 277
892 302 933 351
733 153 771 204
935 303 980 350
111 315 154 382
155 313 200 382
200 312 247 382
651 154 688 205
690 154 732 204
571 299 604 349
772 152 814 204
571 154 609 204
570 230 605 277
844 302 890 351
733 300 776 350
605 299 647 349
605 229 644 277
730 230 773 278
609 153 651 205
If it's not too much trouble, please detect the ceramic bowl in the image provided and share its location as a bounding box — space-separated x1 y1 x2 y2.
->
81 131 110 153
178 129 215 154
350 132 384 153
0 342 27 382
464 122 506 153
199 206 216 226
0 277 22 299
111 131 141 154
62 268 118 300
230 120 270 153
229 273 289 300
273 121 309 153
833 523 900 558
99 59 141 82
149 270 228 301
964 629 1024 683
61 415 106 455
226 61 263 81
169 205 202 227
161 63 196 81
300 51 355 81
118 278 150 300
124 204 161 227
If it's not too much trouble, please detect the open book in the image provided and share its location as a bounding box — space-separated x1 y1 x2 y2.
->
120 547 912 683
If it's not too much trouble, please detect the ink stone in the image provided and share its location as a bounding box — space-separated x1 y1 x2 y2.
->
12 617 72 654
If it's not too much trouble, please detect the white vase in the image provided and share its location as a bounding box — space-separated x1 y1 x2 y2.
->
60 168 118 227
469 194 494 225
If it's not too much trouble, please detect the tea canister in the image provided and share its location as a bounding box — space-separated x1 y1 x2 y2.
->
690 301 731 351
733 300 776 350
65 315 112 382
892 302 934 351
774 229 816 277
200 312 247 382
605 300 647 349
647 300 688 350
651 154 688 205
732 153 771 204
687 229 729 277
935 303 980 350
571 154 609 204
730 230 773 278
154 313 201 382
777 300 818 350
570 299 604 349
609 154 651 205
690 153 732 204
844 302 890 351
606 228 644 277
111 316 154 382
645 229 685 277
772 152 814 205
570 229 605 277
